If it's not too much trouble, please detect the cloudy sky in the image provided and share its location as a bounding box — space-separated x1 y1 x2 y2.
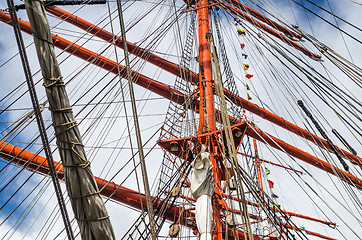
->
0 0 361 239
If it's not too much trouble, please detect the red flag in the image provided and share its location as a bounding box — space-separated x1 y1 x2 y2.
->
245 74 253 79
268 180 274 188
240 43 245 49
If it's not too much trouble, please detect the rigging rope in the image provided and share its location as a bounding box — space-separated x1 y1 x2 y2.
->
6 1 74 239
114 0 157 238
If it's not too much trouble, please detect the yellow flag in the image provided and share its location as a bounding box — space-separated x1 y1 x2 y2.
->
237 29 246 36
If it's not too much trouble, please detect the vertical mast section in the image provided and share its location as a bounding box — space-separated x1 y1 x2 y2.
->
197 1 222 239
254 140 263 195
254 140 270 237
198 0 216 133
23 0 115 239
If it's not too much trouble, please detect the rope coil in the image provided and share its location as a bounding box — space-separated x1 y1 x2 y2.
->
76 216 110 221
70 191 100 199
43 76 64 88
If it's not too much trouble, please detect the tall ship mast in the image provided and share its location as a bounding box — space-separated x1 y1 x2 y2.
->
0 0 361 239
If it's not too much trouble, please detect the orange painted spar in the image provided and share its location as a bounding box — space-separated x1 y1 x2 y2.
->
176 191 336 228
246 124 362 189
175 186 337 236
222 0 302 40
219 1 321 59
237 151 304 174
258 158 303 174
0 8 351 239
282 223 337 240
176 192 261 220
4 8 358 167
225 90 362 167
45 6 199 84
0 141 272 240
44 7 361 167
0 10 187 106
0 141 188 229
223 194 336 227
0 10 360 188
0 142 186 230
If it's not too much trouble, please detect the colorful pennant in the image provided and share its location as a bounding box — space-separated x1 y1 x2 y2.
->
268 180 274 188
245 74 253 79
247 93 252 100
237 29 246 36
235 18 254 97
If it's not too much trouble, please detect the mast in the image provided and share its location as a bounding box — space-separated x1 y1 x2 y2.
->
23 0 115 239
253 140 269 237
196 0 222 239
0 0 361 239
254 140 263 198
1 9 360 188
2 8 360 167
0 140 340 240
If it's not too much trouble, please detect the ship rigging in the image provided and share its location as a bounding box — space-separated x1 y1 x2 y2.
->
0 0 361 239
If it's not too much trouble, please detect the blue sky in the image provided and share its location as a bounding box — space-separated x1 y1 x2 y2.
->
0 0 361 239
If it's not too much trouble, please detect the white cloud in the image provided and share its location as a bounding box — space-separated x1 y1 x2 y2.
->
0 0 360 239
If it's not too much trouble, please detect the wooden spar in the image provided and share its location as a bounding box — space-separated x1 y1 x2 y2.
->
218 1 321 60
221 0 302 40
2 9 360 168
0 141 273 240
1 10 361 189
42 6 360 167
23 0 115 239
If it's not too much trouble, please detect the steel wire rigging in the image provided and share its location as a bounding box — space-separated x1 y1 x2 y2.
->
0 0 361 239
